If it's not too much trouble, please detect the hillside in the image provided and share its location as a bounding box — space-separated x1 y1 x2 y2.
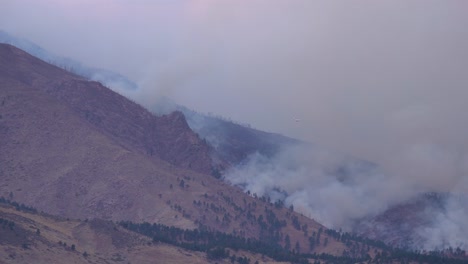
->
0 43 215 174
356 192 468 252
0 30 138 91
2 199 467 264
181 107 303 167
0 43 356 256
0 31 302 169
2 43 468 263
0 202 291 264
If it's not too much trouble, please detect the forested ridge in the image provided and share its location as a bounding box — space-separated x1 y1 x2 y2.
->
120 220 467 264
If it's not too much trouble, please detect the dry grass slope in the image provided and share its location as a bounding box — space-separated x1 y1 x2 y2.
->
0 204 295 264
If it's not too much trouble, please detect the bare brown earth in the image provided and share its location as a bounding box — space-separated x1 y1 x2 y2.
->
0 43 379 258
0 43 215 174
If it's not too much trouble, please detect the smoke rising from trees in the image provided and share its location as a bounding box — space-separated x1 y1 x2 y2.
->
224 145 468 250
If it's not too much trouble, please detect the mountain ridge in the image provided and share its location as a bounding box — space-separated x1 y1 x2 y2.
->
0 43 215 174
0 30 138 91
0 43 341 255
1 43 468 263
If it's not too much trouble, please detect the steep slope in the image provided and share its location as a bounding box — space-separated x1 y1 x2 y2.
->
357 192 468 251
2 44 468 263
0 43 214 174
184 109 302 166
152 98 303 166
0 66 190 227
0 32 300 170
3 34 467 256
0 43 358 257
0 30 138 91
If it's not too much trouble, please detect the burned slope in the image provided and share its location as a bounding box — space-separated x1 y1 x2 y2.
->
175 106 302 166
357 192 468 251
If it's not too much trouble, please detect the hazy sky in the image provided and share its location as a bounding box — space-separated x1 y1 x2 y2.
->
2 0 468 192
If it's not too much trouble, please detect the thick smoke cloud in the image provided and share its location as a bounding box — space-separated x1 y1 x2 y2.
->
224 146 468 250
3 0 467 184
224 145 400 229
2 0 468 249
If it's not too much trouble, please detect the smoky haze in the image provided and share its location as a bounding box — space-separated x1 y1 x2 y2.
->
2 0 468 249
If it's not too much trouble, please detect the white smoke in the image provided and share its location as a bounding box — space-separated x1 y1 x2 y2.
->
2 0 468 250
225 144 468 250
225 145 409 229
416 194 468 250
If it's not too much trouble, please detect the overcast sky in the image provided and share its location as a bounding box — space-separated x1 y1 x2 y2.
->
2 0 468 192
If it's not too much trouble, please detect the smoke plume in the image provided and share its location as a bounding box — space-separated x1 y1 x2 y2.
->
2 0 468 250
224 145 468 250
